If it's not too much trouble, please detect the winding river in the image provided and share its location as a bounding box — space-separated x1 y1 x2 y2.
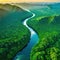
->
13 6 39 60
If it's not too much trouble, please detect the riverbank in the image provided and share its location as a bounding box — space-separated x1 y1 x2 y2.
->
0 4 32 60
27 3 60 60
13 5 39 60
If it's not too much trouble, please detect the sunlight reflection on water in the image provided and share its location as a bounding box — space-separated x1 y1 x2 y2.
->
13 6 38 60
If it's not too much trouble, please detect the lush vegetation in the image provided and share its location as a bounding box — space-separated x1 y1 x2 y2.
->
28 15 60 60
27 4 60 60
0 3 60 60
30 32 60 60
0 4 32 60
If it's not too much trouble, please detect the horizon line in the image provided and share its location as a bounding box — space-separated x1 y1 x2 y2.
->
0 2 60 4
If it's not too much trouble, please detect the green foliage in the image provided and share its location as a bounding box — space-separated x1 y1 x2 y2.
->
0 4 32 60
27 5 60 60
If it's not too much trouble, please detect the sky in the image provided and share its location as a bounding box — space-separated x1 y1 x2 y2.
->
0 0 60 3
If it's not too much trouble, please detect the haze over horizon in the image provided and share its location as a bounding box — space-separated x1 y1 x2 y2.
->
0 0 60 3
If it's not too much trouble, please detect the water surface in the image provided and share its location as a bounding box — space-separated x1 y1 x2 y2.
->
14 8 39 60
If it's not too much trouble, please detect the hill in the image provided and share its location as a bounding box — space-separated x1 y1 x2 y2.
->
27 3 60 60
0 4 32 60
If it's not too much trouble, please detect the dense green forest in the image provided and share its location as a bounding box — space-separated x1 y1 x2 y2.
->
27 5 60 60
0 4 32 60
28 16 60 60
0 3 60 60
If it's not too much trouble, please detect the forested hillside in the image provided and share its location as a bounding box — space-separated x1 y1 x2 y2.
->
0 4 32 60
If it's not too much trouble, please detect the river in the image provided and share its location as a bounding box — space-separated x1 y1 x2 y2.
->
13 6 39 60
